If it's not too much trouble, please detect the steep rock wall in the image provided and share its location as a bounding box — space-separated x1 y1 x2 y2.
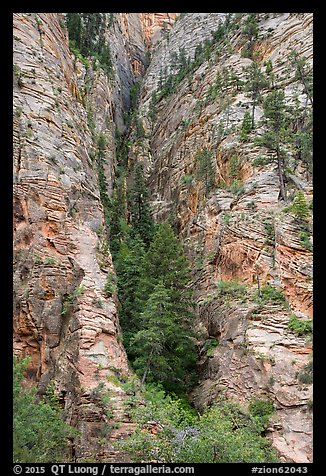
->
13 11 313 464
13 12 148 461
134 12 313 462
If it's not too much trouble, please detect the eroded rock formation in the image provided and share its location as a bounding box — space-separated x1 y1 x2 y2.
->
13 12 149 461
13 12 313 463
133 12 313 462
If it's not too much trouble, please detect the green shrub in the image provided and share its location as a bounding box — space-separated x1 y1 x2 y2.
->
296 361 313 384
299 228 312 251
290 191 310 221
181 174 195 186
117 385 278 463
44 257 56 266
252 156 270 167
263 218 275 245
228 179 244 195
288 314 312 336
249 398 274 418
216 279 247 299
222 212 231 225
256 285 286 304
203 337 218 357
13 356 75 462
67 285 85 302
92 297 104 308
103 271 117 297
228 155 241 179
249 398 274 429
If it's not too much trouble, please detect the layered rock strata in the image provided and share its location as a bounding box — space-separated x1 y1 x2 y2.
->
133 12 313 462
13 12 148 461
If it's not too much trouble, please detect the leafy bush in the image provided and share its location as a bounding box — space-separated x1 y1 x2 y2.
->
13 356 75 462
288 314 312 336
222 212 231 225
256 285 286 304
296 361 313 384
249 398 274 429
181 174 195 186
216 279 247 299
228 179 245 195
252 156 271 167
67 285 85 302
282 191 309 221
103 271 117 297
117 385 278 462
203 337 218 357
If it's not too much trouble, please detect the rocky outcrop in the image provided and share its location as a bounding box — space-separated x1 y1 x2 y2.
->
133 12 313 462
13 12 313 463
139 13 177 47
13 12 146 461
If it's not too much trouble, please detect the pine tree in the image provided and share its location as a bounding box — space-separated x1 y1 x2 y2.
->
130 282 197 392
129 164 155 247
244 62 268 129
140 222 192 304
194 147 216 196
240 111 253 142
289 51 313 107
241 14 259 58
115 235 146 353
264 59 275 88
66 13 83 51
256 90 289 200
108 176 128 257
289 191 309 221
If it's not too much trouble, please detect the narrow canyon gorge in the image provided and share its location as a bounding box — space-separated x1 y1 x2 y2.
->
13 12 313 464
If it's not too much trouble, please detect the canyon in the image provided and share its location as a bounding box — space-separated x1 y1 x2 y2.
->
13 13 313 463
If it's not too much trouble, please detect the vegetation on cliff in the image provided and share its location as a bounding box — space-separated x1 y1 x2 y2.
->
117 384 278 463
13 357 75 463
13 11 313 463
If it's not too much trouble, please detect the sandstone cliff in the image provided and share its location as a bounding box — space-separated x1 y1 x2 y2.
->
13 12 150 461
13 12 313 463
133 12 313 462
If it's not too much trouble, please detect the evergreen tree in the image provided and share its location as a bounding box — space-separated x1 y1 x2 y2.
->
290 99 313 175
289 51 313 107
131 282 197 392
115 236 146 353
256 90 289 200
66 13 83 50
264 59 275 88
194 147 216 196
65 13 113 77
140 222 193 305
108 176 128 257
286 191 309 221
129 164 155 247
240 111 253 142
244 62 268 129
241 14 259 58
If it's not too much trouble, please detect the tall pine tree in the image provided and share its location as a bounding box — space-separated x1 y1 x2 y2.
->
131 281 197 393
129 164 155 247
256 90 289 200
244 62 268 129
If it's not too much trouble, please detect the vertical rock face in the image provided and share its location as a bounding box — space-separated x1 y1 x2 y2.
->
13 12 313 463
13 12 146 461
134 13 313 462
139 13 177 47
